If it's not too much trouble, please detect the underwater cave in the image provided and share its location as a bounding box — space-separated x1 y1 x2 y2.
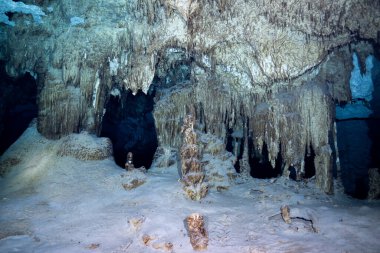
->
0 61 38 155
2 1 380 251
100 88 158 169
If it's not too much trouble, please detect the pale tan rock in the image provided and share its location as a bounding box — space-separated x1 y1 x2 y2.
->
142 234 156 246
142 234 173 252
281 206 319 233
280 205 291 224
152 242 174 252
86 243 100 250
122 170 147 190
122 179 145 190
128 216 145 232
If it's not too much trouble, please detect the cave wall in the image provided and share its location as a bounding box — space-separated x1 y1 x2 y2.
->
1 0 380 193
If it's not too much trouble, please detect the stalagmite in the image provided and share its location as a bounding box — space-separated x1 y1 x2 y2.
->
180 114 208 200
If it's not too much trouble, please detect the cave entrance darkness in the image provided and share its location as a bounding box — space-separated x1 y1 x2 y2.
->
100 88 158 169
0 61 38 155
336 119 371 199
248 138 282 179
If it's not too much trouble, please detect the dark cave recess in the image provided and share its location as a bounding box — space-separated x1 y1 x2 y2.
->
100 87 158 169
226 127 316 180
248 141 282 179
100 50 191 169
0 62 38 155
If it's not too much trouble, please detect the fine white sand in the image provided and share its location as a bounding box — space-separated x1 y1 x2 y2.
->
0 123 379 253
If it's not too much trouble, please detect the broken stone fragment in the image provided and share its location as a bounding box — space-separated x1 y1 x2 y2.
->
128 216 145 232
280 205 319 233
142 234 173 252
281 205 291 224
152 242 174 252
142 234 155 246
121 170 147 190
85 243 100 250
122 179 145 190
186 213 208 251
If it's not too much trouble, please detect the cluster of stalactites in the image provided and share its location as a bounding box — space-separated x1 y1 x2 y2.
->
154 80 335 193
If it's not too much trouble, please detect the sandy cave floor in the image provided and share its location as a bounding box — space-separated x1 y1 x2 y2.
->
0 124 379 253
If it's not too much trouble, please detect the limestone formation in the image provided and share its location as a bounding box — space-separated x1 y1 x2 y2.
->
186 213 208 251
57 132 112 160
2 0 380 194
180 114 208 200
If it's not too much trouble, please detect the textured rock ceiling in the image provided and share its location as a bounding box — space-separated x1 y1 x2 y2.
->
2 0 379 92
1 0 380 193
